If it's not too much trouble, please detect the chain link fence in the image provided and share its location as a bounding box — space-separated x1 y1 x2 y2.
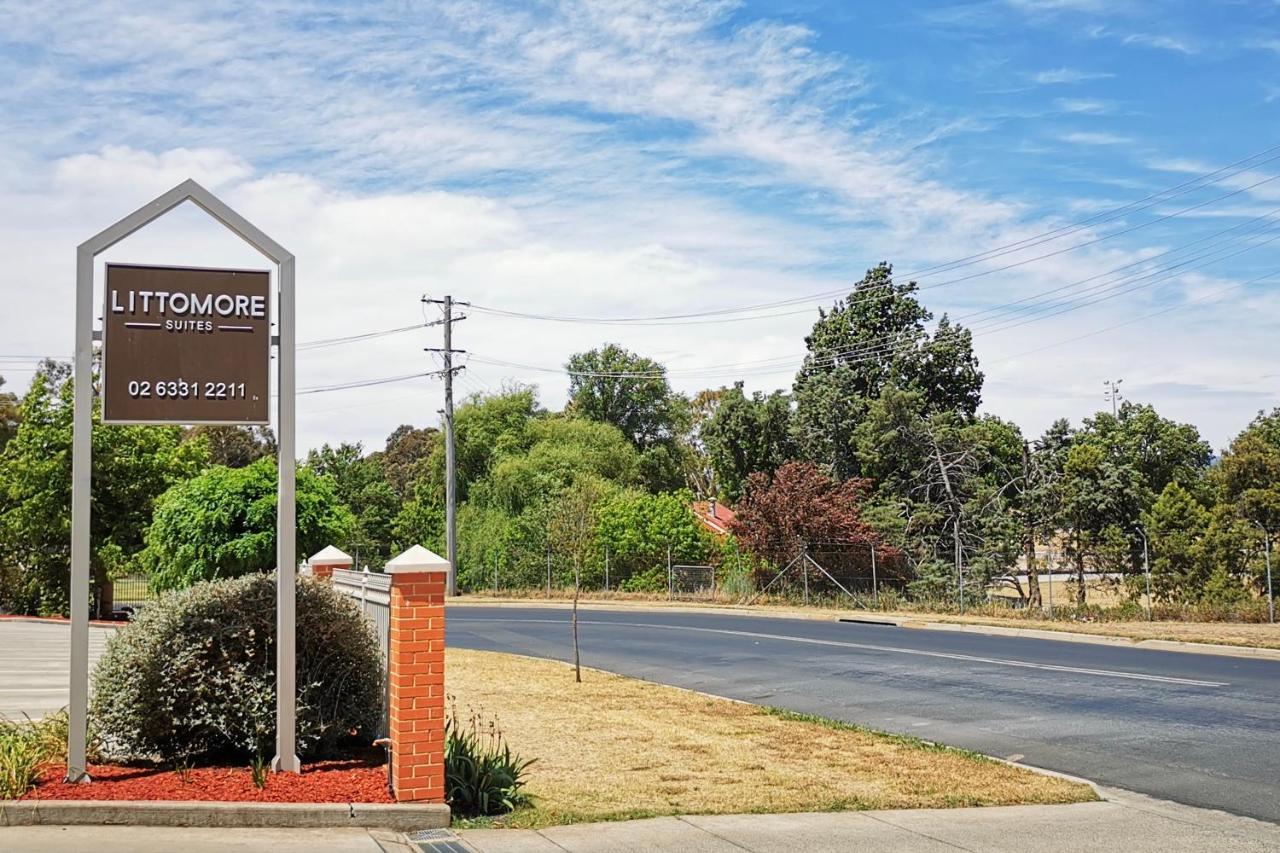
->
452 538 921 605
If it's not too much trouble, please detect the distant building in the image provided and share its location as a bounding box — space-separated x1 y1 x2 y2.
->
691 499 735 537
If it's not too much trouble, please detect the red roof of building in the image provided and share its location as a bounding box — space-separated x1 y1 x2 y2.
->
691 500 735 537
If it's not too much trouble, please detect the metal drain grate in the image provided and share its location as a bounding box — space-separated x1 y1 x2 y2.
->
406 830 456 842
405 827 475 853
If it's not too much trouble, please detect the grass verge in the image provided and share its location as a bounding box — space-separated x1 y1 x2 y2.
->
445 648 1095 829
901 612 1280 649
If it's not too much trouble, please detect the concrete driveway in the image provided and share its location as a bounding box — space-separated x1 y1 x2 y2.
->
0 620 115 719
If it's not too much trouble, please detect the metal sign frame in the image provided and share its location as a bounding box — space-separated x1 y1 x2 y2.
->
68 179 300 779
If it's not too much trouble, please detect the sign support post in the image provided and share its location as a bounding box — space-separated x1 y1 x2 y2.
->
68 179 299 780
274 253 298 772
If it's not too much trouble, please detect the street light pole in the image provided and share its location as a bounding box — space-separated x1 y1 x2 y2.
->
1104 378 1123 417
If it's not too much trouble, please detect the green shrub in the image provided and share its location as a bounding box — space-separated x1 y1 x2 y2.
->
0 712 68 799
91 574 382 763
140 457 354 592
620 565 666 593
0 733 43 800
444 704 534 817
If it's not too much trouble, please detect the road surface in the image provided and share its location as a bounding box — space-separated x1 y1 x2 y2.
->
448 605 1280 823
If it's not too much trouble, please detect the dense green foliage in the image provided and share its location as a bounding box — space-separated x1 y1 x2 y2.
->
701 382 795 502
793 264 983 479
566 344 689 491
0 363 206 615
91 574 382 762
185 425 276 468
596 488 712 588
0 260 1273 617
141 457 354 591
306 442 399 568
0 375 18 453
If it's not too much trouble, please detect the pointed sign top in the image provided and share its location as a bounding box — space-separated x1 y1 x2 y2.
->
385 545 451 574
78 178 292 263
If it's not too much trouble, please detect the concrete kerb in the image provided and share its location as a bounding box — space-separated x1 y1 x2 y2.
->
448 598 1280 661
0 800 450 831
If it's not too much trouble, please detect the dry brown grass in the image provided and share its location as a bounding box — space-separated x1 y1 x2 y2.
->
444 648 1094 828
911 613 1280 649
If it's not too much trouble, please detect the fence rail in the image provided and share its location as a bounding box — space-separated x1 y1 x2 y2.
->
331 568 392 738
332 568 392 649
109 576 155 615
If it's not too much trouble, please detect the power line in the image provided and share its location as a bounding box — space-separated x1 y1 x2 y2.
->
298 321 437 351
468 145 1280 325
469 228 1280 383
297 370 445 395
987 267 1280 365
471 220 1280 379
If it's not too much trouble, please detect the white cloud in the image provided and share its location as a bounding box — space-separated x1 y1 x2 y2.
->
1032 68 1115 85
1122 33 1196 54
1062 131 1133 145
0 1 1275 453
1055 97 1116 115
1005 0 1110 11
53 147 252 198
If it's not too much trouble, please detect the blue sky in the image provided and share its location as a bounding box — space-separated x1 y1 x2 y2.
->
1 0 1278 452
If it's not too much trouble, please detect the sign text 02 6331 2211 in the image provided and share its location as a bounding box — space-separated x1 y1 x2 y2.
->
101 263 271 425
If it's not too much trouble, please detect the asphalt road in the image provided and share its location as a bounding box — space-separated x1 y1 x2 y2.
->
447 606 1280 824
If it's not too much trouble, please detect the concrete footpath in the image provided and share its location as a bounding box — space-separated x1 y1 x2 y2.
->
5 789 1276 851
0 826 415 852
458 789 1280 852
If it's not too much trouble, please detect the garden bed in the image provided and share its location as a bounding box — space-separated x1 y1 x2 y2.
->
20 757 392 804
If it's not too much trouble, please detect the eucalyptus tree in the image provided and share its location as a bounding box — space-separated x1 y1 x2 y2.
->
792 263 982 478
700 382 795 502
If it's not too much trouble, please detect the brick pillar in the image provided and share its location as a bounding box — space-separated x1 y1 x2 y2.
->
307 545 353 581
385 545 449 803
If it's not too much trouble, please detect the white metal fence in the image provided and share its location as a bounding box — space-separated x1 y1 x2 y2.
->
331 568 392 738
331 568 392 650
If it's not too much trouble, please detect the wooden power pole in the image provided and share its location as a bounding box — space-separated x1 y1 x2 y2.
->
423 294 468 596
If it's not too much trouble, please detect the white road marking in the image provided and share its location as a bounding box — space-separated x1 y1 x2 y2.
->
452 617 1229 688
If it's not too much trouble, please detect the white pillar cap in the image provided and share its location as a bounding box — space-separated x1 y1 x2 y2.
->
308 545 354 566
386 545 450 574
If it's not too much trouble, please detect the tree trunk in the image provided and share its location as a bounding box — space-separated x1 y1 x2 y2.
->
933 442 963 610
1075 534 1087 607
572 556 582 683
1023 441 1041 609
1026 536 1041 609
953 517 964 610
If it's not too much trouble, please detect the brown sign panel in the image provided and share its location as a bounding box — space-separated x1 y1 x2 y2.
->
102 264 271 424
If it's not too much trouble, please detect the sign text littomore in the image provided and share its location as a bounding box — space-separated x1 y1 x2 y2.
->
102 263 271 424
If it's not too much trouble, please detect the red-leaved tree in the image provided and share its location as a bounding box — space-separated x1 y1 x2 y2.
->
730 462 901 589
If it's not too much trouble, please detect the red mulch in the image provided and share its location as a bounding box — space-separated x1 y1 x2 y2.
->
22 757 394 803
